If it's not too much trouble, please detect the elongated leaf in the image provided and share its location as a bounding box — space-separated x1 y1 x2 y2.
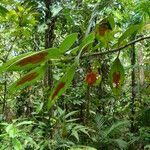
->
47 62 78 109
0 52 33 74
110 57 125 96
6 124 16 138
70 146 97 150
80 33 95 50
16 121 33 127
9 66 46 93
7 48 61 71
59 33 78 53
118 24 142 45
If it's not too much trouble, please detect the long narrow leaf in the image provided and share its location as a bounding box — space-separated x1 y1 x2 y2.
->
9 66 46 93
47 62 78 109
7 48 61 71
0 52 33 74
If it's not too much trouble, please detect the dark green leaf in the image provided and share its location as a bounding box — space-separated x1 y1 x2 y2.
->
0 5 8 16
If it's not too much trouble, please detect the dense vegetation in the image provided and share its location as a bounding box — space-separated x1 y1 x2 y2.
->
0 0 150 149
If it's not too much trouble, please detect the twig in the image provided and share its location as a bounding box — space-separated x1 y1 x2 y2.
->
81 35 150 58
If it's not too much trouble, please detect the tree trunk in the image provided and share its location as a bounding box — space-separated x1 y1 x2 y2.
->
44 0 56 90
44 0 56 138
130 37 136 133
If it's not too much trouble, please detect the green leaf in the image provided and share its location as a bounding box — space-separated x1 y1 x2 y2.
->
113 139 128 150
16 121 33 127
108 16 115 29
6 124 17 138
70 146 97 150
0 5 8 16
9 66 46 93
12 139 23 150
59 33 78 53
118 24 142 45
7 48 61 71
76 33 95 61
110 57 125 96
79 33 95 50
0 52 33 74
47 62 78 109
71 130 79 142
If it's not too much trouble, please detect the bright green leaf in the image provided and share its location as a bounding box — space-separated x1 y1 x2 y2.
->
12 139 23 150
59 33 78 53
79 32 95 51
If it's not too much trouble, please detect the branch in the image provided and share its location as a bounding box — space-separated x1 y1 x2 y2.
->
81 35 150 59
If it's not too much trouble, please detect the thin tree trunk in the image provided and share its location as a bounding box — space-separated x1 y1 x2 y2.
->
44 0 56 138
44 0 56 90
130 38 136 132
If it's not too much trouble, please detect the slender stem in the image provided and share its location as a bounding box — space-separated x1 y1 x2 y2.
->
60 36 150 62
82 35 150 58
2 36 17 117
2 73 7 115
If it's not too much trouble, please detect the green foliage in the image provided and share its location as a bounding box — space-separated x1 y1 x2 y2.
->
0 120 36 149
94 115 129 149
118 24 142 45
0 0 149 150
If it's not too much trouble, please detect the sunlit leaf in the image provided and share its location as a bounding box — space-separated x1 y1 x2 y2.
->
110 57 125 96
59 33 78 53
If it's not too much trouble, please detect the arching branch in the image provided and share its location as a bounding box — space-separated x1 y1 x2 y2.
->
82 35 150 59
